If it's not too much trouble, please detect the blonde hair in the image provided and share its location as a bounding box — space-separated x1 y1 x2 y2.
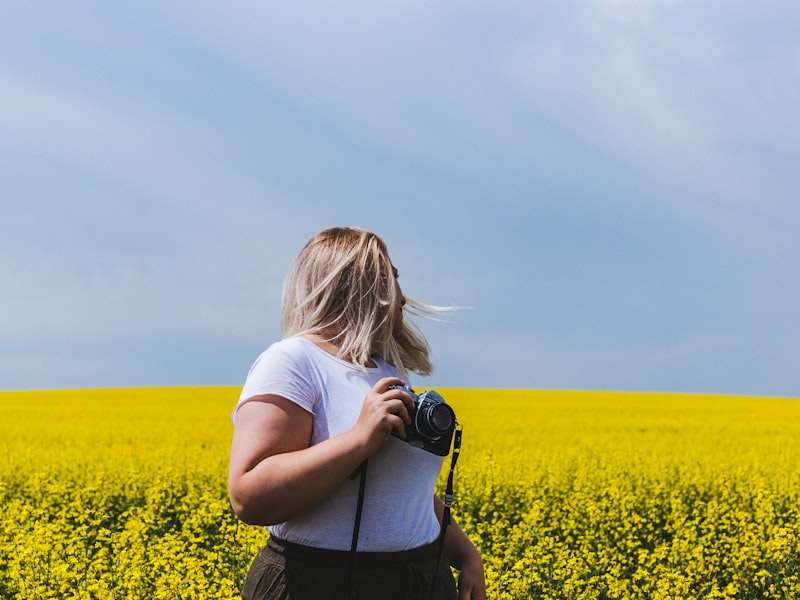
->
281 227 439 376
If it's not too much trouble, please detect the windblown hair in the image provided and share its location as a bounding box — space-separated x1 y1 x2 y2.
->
281 227 440 376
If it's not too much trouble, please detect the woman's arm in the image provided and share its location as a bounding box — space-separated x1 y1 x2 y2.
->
434 495 486 600
228 376 413 526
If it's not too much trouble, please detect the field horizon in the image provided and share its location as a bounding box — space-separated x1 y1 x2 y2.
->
4 384 799 401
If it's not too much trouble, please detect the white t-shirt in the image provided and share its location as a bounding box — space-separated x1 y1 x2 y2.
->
234 336 444 552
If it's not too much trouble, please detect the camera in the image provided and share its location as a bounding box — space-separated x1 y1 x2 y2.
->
389 385 457 456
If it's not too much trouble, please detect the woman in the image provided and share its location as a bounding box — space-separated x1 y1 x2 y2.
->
228 227 485 600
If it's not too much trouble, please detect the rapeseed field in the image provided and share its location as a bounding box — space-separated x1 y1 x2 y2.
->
1 387 799 599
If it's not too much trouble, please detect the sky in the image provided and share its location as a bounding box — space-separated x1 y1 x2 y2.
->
2 1 799 396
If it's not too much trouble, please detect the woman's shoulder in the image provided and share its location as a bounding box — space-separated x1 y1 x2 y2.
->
238 337 322 410
268 336 311 353
257 336 317 360
256 336 397 378
244 337 315 376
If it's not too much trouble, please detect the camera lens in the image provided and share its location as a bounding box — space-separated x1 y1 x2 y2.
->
429 404 454 433
417 403 455 439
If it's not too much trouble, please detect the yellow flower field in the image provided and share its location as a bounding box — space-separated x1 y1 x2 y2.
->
1 387 799 599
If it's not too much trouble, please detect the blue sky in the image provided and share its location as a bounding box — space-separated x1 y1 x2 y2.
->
2 1 798 396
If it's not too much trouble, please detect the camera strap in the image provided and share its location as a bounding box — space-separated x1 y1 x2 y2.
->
428 423 462 600
346 459 369 598
346 425 462 600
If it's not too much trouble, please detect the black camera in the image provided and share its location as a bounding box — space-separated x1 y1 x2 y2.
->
389 385 457 456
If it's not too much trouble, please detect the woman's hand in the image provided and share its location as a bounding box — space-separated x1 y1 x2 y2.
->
456 551 486 600
434 495 487 600
352 377 415 455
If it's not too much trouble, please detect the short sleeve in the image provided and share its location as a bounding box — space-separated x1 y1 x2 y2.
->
233 341 318 424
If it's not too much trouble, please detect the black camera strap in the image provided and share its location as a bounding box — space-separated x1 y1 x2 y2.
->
346 425 463 600
347 459 369 598
428 423 462 600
